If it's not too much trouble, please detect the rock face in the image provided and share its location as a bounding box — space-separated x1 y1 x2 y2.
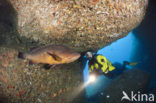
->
99 69 151 103
0 47 85 103
1 0 148 51
0 0 150 103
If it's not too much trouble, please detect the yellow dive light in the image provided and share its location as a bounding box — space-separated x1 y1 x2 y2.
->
87 74 97 84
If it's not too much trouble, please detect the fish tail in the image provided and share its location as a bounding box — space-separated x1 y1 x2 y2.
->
18 52 26 59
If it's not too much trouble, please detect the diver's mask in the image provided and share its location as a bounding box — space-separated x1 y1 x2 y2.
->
85 51 94 60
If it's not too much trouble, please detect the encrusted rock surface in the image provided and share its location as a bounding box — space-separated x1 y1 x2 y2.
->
99 69 151 103
0 0 150 103
1 0 148 51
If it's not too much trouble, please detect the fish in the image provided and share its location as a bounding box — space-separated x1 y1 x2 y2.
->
18 45 80 65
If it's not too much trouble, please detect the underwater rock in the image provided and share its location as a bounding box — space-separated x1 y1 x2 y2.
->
147 87 156 95
99 69 151 103
1 0 148 51
0 47 85 103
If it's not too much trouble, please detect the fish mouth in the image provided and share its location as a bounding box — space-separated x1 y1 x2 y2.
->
68 53 81 61
74 54 81 60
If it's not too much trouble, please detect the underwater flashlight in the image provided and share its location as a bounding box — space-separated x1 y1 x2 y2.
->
88 74 96 83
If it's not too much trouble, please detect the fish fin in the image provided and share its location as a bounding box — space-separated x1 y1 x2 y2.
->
29 61 34 65
29 61 37 65
47 52 62 61
43 64 57 70
44 64 52 70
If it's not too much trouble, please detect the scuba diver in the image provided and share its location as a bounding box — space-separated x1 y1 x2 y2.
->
85 51 138 79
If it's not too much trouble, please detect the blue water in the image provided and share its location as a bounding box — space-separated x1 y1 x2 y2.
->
82 1 156 102
83 31 155 102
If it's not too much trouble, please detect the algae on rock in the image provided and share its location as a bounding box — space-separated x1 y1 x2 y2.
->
2 0 149 51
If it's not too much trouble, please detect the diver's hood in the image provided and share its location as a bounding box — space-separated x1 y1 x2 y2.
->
85 51 94 60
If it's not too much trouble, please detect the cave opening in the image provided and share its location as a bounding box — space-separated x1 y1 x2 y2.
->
83 0 156 102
